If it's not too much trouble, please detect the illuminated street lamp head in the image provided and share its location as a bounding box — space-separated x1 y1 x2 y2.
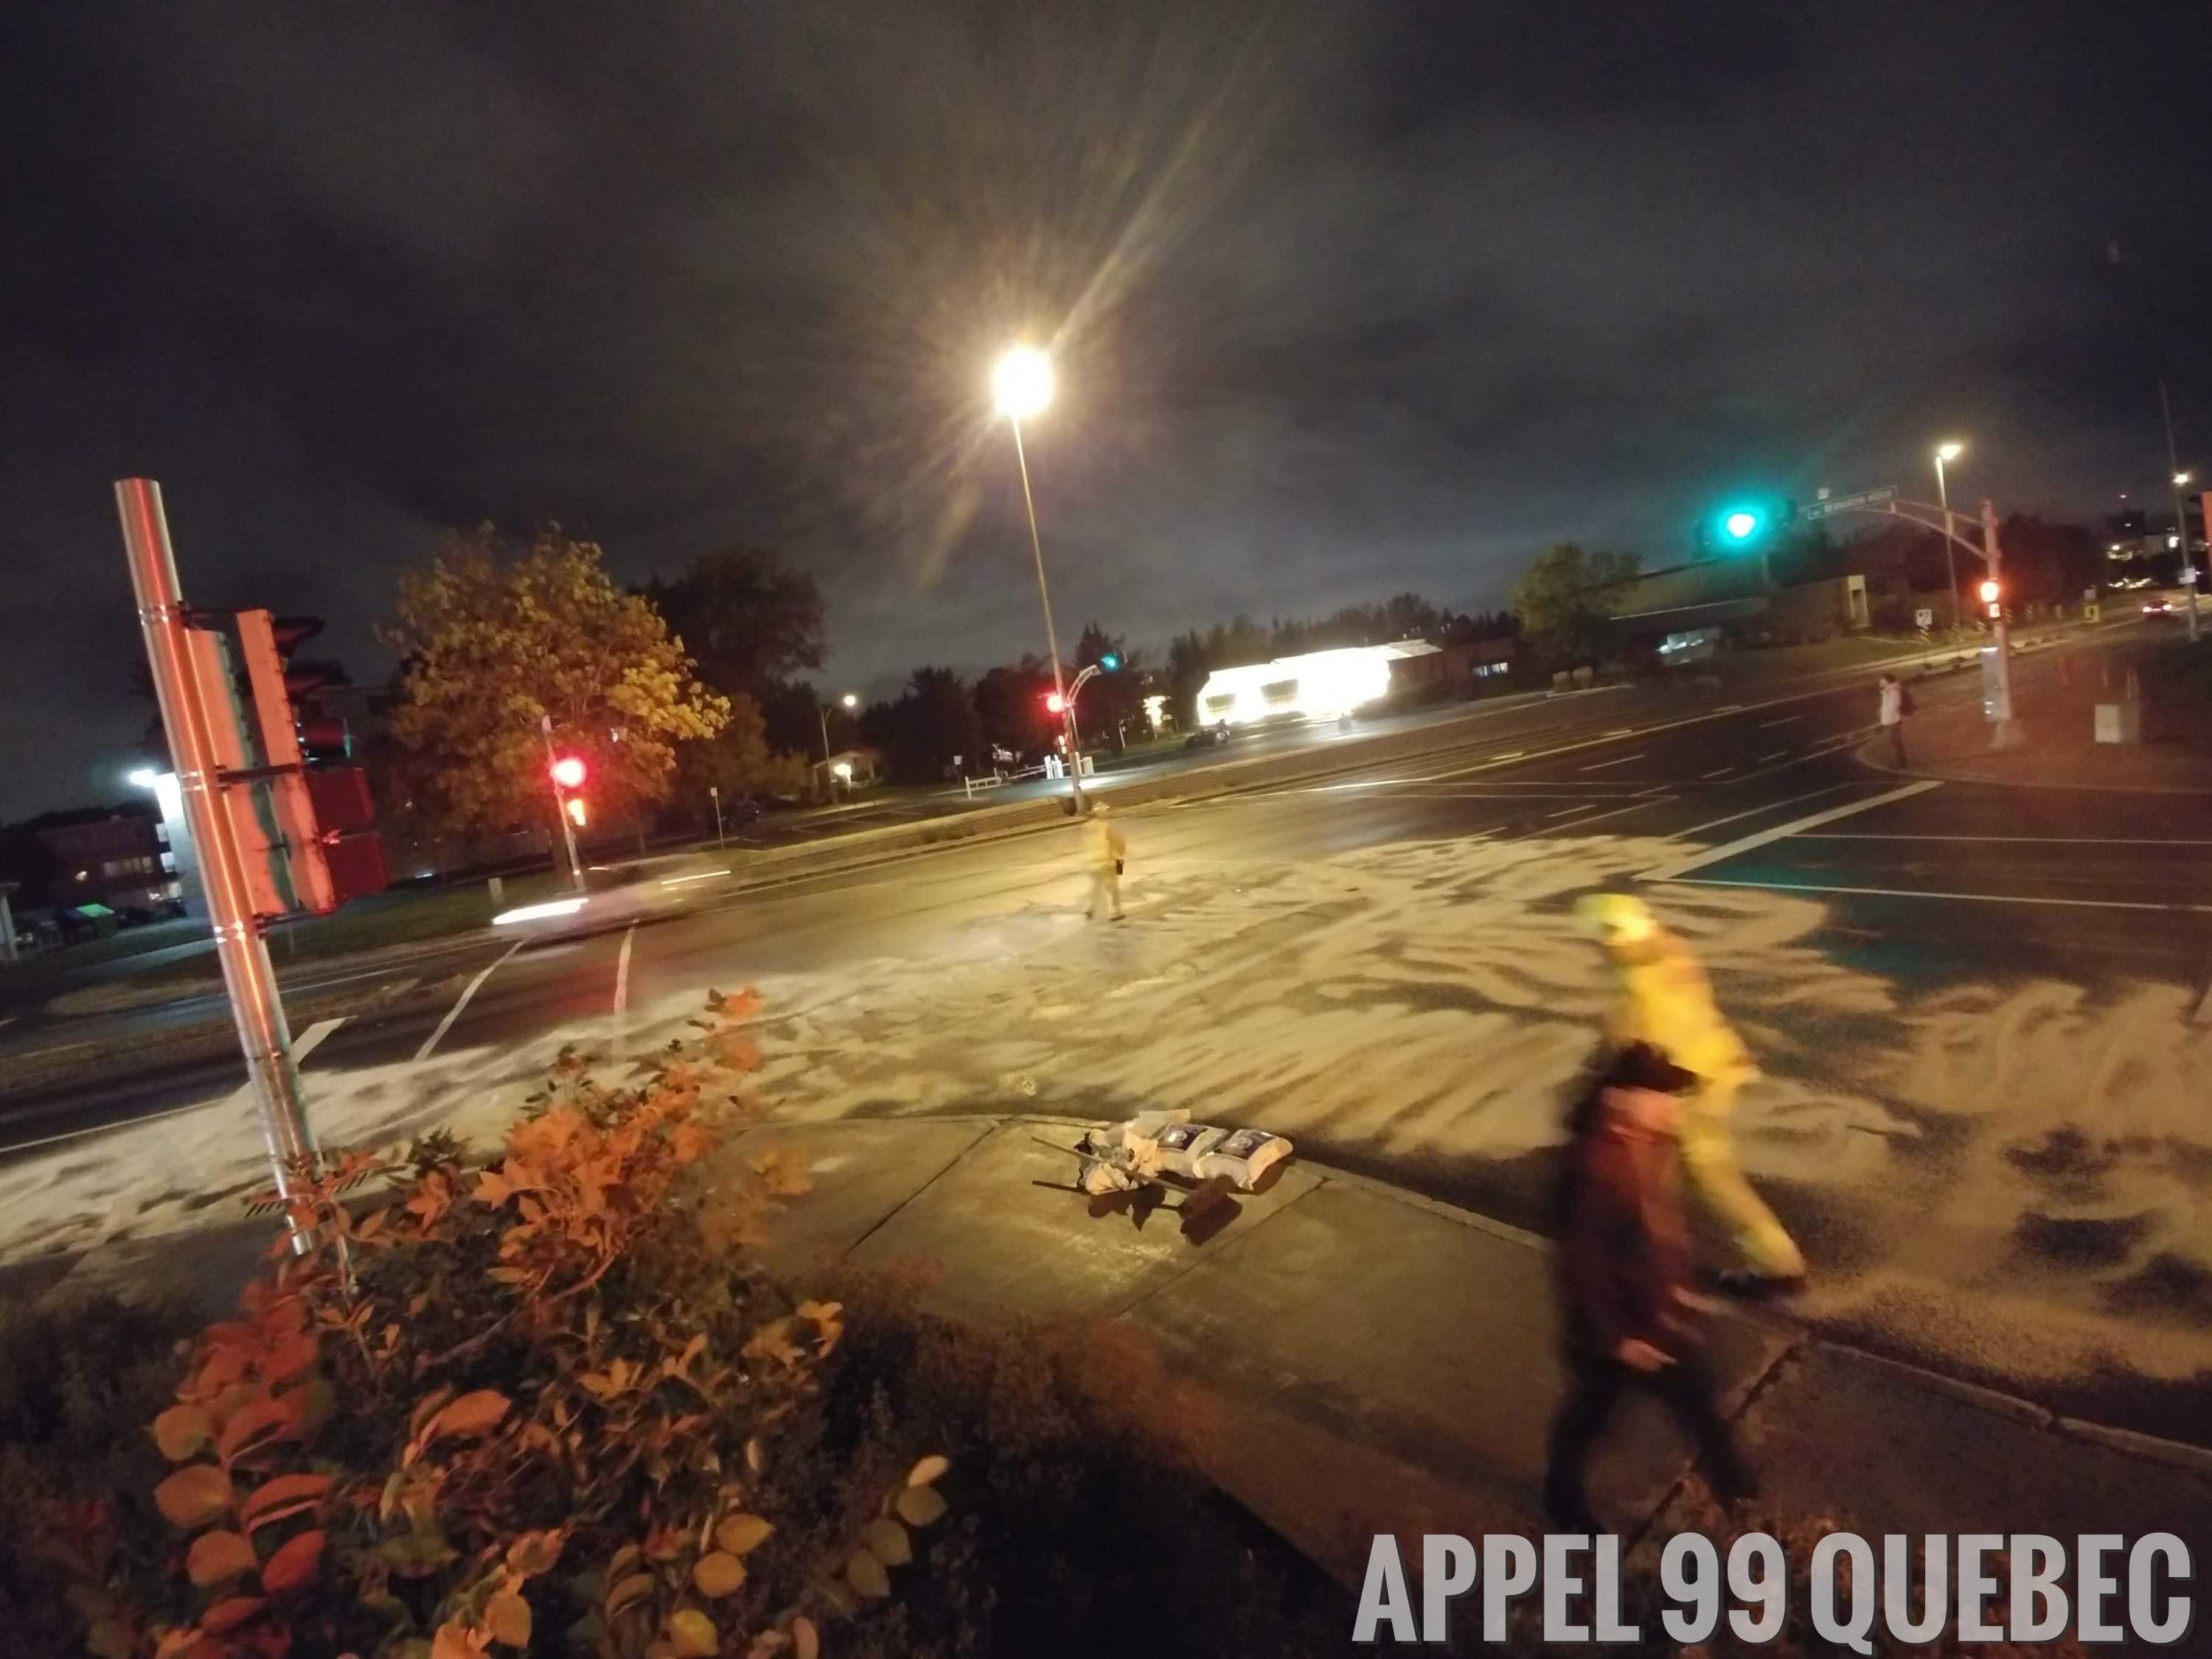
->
126 767 159 789
1936 441 1964 463
840 692 858 709
992 345 1053 421
2176 470 2193 487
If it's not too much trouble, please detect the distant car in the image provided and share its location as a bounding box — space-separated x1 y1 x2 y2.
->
1183 723 1231 751
2141 596 2183 618
491 852 737 941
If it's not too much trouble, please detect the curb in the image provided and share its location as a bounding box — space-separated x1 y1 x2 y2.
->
771 1109 2212 1484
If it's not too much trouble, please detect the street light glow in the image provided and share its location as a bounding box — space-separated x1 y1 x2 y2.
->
2176 471 2193 487
992 345 1053 420
1936 441 1964 462
126 767 159 788
841 692 858 709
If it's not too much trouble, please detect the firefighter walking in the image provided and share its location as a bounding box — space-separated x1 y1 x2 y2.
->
1083 803 1127 922
1576 894 1806 1288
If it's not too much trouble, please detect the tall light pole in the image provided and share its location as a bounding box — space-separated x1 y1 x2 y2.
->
2163 389 2200 638
992 344 1086 811
819 691 858 801
1933 442 1964 634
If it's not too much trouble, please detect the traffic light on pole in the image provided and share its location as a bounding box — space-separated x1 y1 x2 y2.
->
1045 692 1068 714
1098 652 1121 672
1979 577 2001 618
550 754 588 790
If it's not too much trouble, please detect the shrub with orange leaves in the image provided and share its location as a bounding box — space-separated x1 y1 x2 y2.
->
49 990 948 1659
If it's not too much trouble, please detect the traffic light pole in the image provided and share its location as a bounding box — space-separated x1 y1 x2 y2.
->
542 715 586 891
115 479 320 1248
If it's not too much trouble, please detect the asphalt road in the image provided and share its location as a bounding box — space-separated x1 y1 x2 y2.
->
6 631 2209 1439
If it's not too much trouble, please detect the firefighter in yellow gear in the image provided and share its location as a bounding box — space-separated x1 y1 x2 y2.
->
1575 894 1806 1283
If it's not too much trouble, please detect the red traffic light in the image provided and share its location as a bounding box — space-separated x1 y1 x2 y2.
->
1978 579 2000 604
1045 692 1067 714
550 755 588 789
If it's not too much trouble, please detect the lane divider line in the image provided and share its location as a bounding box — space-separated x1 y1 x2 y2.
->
1664 876 2212 915
1641 780 1944 882
1578 752 1644 771
1702 766 1736 779
415 942 524 1063
1759 714 1804 728
1 1018 349 1156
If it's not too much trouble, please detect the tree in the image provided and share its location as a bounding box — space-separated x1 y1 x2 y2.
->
671 690 813 818
642 546 827 701
383 526 728 842
862 666 985 783
974 657 1054 755
1509 543 1640 669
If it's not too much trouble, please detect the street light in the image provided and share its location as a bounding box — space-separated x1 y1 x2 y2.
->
1933 442 1964 634
819 692 858 801
992 343 1085 810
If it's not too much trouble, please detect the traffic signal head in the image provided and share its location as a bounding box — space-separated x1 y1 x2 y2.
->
1045 692 1068 714
1699 495 1794 555
1099 652 1121 672
566 796 589 827
1978 579 2000 604
550 754 588 789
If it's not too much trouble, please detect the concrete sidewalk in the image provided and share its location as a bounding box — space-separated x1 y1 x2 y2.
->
1864 633 2212 792
720 1115 2212 1588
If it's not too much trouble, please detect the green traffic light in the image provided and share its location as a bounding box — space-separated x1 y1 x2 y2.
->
1099 653 1121 671
1722 509 1760 540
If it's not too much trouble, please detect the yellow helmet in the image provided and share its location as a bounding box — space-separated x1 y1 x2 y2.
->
1575 892 1659 950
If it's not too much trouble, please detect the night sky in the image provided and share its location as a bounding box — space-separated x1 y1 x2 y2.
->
4 1 2207 819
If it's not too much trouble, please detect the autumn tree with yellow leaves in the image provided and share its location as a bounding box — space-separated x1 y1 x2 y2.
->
383 526 729 843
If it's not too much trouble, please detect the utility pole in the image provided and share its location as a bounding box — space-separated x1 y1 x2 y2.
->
1981 498 2019 747
709 785 726 849
115 479 319 1246
2160 380 2200 641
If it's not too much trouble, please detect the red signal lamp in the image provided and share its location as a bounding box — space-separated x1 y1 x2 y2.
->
550 755 588 789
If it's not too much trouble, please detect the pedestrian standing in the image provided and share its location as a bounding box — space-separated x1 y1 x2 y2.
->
1083 803 1127 922
1576 894 1806 1290
1543 1043 1759 1534
1877 672 1912 765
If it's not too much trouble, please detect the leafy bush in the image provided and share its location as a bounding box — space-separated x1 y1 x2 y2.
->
42 990 948 1659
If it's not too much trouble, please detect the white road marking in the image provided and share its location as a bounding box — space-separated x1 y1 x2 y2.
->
1759 714 1804 728
1798 834 2212 846
1548 804 1599 818
1662 782 1862 845
1759 750 1788 762
1579 753 1644 771
1717 703 1744 712
1514 797 1671 838
2 1018 348 1154
1633 785 1669 798
1666 877 2212 915
613 922 637 1036
1602 727 1635 737
1702 766 1736 779
1641 780 1944 882
415 941 524 1062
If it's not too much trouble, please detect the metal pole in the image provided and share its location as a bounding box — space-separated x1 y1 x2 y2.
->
1935 452 1960 635
114 479 319 1242
541 715 584 891
1008 417 1086 810
2158 380 2200 640
710 785 725 849
818 704 836 803
1982 498 2019 746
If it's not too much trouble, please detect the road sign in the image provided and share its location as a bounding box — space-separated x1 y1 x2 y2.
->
1800 485 1896 522
2083 587 2098 603
1914 607 1934 629
2084 603 2101 623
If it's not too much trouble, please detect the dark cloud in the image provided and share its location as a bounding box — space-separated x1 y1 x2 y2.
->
3 0 2208 816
